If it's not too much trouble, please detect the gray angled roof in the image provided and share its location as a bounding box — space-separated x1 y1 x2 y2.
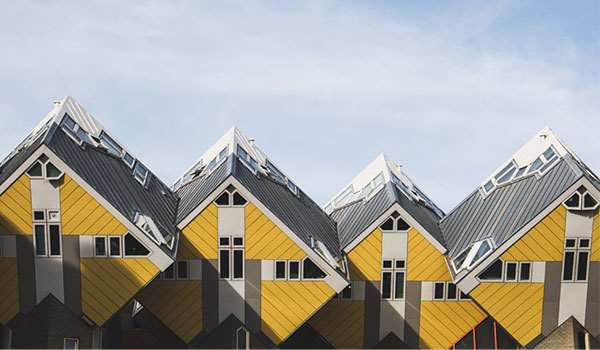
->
441 158 581 260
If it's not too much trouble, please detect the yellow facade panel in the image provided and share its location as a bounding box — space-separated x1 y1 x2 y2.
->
470 282 544 345
81 258 158 326
347 229 382 281
180 203 218 259
261 281 333 344
245 203 305 260
0 174 32 235
407 228 451 281
502 205 566 262
592 208 600 261
137 280 203 343
0 258 19 325
309 300 364 349
419 301 486 349
60 175 128 236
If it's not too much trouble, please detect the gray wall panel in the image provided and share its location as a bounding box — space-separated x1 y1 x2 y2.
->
363 281 381 349
585 262 599 337
16 235 36 314
62 235 81 315
203 259 219 333
245 260 261 334
404 281 421 349
542 261 561 336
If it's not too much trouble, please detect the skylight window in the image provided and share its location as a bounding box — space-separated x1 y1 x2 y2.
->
392 173 412 199
206 146 228 173
331 172 385 209
99 131 122 157
237 145 258 173
452 238 495 273
136 213 174 249
266 160 285 184
133 162 148 185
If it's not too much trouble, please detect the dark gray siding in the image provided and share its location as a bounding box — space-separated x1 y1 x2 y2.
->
441 160 580 260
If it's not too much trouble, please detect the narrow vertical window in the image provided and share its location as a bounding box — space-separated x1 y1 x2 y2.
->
48 224 61 256
95 237 106 257
288 261 300 280
34 224 46 256
163 263 174 280
394 272 405 299
505 262 517 281
576 251 589 281
434 282 445 300
446 283 457 300
63 338 79 350
233 250 244 279
275 261 286 280
236 327 249 350
109 236 121 257
220 250 230 279
519 262 531 281
563 251 575 281
177 260 189 280
381 272 392 299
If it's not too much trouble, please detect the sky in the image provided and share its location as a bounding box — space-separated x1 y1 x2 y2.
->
0 0 598 212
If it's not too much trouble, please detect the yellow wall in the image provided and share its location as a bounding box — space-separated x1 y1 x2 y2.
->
592 208 599 262
245 203 305 260
262 281 333 344
60 174 127 236
407 228 451 281
470 283 543 345
0 258 19 325
0 174 32 235
347 229 382 281
137 280 203 343
502 205 566 261
309 300 364 349
419 301 486 349
179 204 218 259
80 258 158 326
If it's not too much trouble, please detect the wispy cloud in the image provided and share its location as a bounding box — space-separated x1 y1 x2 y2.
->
0 0 597 210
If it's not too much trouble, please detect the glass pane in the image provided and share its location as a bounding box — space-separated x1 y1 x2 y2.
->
483 180 494 192
381 272 392 299
358 183 372 199
563 251 575 281
266 161 285 183
372 172 384 187
505 263 517 281
220 250 230 279
289 261 299 279
478 259 503 280
520 263 531 281
216 192 230 206
233 250 243 279
95 237 106 256
237 145 248 159
219 147 228 160
527 158 543 173
495 163 515 181
177 261 188 279
34 210 45 221
453 247 470 270
287 181 296 193
380 218 394 231
123 152 134 166
49 225 61 256
237 328 247 350
394 272 404 299
35 225 46 255
579 239 590 248
109 237 120 256
446 283 457 300
434 283 444 300
514 167 527 179
46 162 62 178
64 338 78 350
233 237 243 246
395 260 405 269
164 264 174 279
63 115 76 129
565 239 576 248
497 166 516 184
583 193 598 208
124 233 150 256
471 241 491 265
303 258 326 279
539 156 558 173
219 237 230 246
460 291 471 300
396 218 410 231
576 252 589 281
27 162 42 177
565 193 580 208
382 260 392 268
543 147 555 161
233 192 247 206
100 132 122 156
275 261 286 279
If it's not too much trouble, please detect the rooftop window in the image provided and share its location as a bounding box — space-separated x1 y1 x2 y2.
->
136 213 174 249
133 162 148 185
331 172 385 210
206 146 229 173
563 186 599 211
452 238 495 273
237 145 258 173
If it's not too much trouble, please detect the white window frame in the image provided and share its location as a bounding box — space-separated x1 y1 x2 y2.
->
433 282 445 301
519 262 532 282
94 236 107 257
504 261 518 282
562 237 591 282
33 209 62 258
63 337 79 350
236 326 250 350
218 236 244 280
108 236 122 258
379 213 412 233
133 162 149 185
381 259 405 300
274 260 287 280
301 257 328 280
288 260 301 281
122 232 150 258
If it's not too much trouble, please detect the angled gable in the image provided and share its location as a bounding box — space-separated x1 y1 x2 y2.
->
347 228 382 281
407 227 451 282
0 174 32 235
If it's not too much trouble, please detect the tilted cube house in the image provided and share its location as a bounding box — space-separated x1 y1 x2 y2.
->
0 96 597 349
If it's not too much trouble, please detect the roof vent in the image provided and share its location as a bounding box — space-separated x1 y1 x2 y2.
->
53 101 61 106
249 138 255 144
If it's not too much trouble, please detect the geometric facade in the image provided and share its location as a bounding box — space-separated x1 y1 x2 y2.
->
0 96 598 349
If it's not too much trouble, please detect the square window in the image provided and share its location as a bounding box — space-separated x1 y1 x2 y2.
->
33 211 45 221
395 260 405 269
233 237 244 246
565 239 576 248
219 237 230 247
382 260 392 269
109 237 121 257
579 239 590 248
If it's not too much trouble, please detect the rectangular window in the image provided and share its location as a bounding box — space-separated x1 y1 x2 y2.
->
505 262 517 281
446 283 457 300
563 251 575 281
33 210 45 221
163 263 174 280
233 237 243 246
219 250 230 279
95 237 106 257
275 261 286 280
381 272 392 299
233 249 244 279
219 237 230 247
382 260 392 269
63 337 79 350
34 224 46 256
177 260 189 280
394 272 405 299
434 282 445 300
133 163 148 185
576 251 589 281
519 262 531 281
459 291 471 300
48 224 61 256
109 236 121 257
288 261 300 280
340 284 352 300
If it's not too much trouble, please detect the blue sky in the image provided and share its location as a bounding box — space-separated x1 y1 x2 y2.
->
0 0 598 211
